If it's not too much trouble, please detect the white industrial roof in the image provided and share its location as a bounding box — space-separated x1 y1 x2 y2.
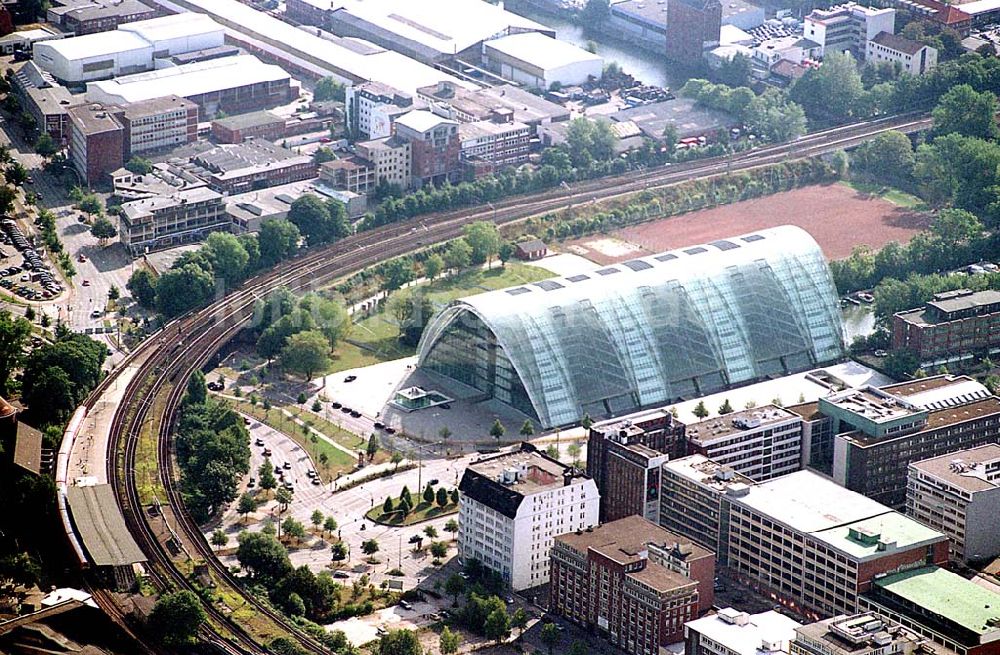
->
330 0 550 56
150 0 475 96
484 32 602 71
685 610 801 655
35 30 151 60
945 0 999 14
85 54 288 104
118 12 223 44
394 109 456 133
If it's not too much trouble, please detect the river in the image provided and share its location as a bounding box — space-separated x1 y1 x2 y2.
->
504 3 683 89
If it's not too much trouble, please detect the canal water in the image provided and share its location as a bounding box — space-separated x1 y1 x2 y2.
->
841 304 876 343
505 3 683 89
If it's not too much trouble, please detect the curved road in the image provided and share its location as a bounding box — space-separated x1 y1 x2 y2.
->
71 112 931 652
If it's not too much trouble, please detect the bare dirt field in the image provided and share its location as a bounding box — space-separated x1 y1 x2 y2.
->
563 183 931 264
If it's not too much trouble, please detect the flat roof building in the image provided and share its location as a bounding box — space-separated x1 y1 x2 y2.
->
211 110 285 144
792 612 957 655
860 567 1000 655
417 81 570 127
892 289 1000 365
68 102 123 185
65 484 146 590
47 0 156 35
458 443 599 591
551 515 715 651
482 32 603 89
120 185 226 253
116 94 199 155
187 138 315 194
907 444 1000 563
417 226 845 428
686 608 801 655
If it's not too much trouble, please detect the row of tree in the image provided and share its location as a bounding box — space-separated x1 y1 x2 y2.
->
680 79 807 143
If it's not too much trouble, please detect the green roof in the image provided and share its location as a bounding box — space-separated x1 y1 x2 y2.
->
875 566 1000 635
812 512 945 560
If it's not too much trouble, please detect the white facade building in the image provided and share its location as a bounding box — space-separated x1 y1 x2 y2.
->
686 608 802 655
482 32 603 89
907 443 1000 562
804 3 895 59
117 12 225 57
866 32 937 75
458 444 600 591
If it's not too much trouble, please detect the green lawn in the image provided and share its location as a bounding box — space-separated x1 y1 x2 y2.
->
338 263 552 371
842 181 926 210
365 498 459 526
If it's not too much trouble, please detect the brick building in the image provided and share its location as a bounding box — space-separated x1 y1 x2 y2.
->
587 409 684 523
393 110 460 188
211 110 286 144
67 103 123 186
550 516 714 652
189 138 316 194
892 289 1000 364
47 0 155 35
115 95 198 155
665 0 722 65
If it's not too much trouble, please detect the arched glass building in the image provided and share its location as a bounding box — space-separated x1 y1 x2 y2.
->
416 226 846 428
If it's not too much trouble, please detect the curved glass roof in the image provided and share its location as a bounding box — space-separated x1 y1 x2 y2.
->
417 226 846 428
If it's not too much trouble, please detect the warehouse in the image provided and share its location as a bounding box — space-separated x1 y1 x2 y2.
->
481 32 603 89
85 55 295 115
32 13 225 84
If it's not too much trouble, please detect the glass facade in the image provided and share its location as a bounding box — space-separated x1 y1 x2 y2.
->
418 226 846 428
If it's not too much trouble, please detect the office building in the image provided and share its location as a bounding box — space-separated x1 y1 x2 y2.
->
457 443 599 591
660 459 949 617
68 103 123 185
211 111 286 144
346 81 417 140
587 408 685 523
866 32 937 75
85 55 295 116
791 612 957 655
804 3 896 59
682 405 803 482
666 0 723 65
188 138 316 194
860 566 1000 655
417 226 845 429
686 608 801 655
481 32 603 89
355 135 410 190
13 62 76 141
319 157 375 195
417 82 570 127
47 0 155 35
824 376 1000 508
906 443 1000 562
550 516 714 651
119 185 226 253
459 117 531 176
116 95 198 155
393 110 461 187
892 289 1000 365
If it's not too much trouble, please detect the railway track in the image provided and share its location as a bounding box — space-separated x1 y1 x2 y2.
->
84 112 930 651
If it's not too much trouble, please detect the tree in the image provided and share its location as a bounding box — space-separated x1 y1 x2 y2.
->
581 0 610 26
439 626 460 654
439 426 452 442
450 489 459 504
324 516 337 535
716 52 752 87
512 607 528 640
884 349 920 379
581 413 593 430
789 51 864 123
693 400 709 419
313 147 335 165
565 117 615 167
718 398 734 415
436 486 449 508
280 330 330 380
0 310 31 394
125 156 153 175
367 433 380 460
424 253 444 281
330 542 347 561
108 285 120 301
311 509 324 530
424 525 438 539
78 194 103 217
377 629 421 655
484 607 511 645
932 83 999 140
399 485 412 506
540 623 560 655
567 443 581 467
445 573 466 604
498 242 515 267
185 370 207 405
851 130 915 187
5 161 26 186
238 492 256 521
237 531 292 582
361 538 380 559
314 76 345 102
464 221 500 266
34 132 57 157
282 516 307 542
490 419 505 443
429 541 448 559
445 518 459 540
382 496 394 515
259 218 301 266
156 263 215 317
259 459 277 493
276 486 293 512
204 232 250 286
380 257 415 293
569 641 588 655
519 420 534 437
148 590 206 647
0 184 14 216
211 529 229 549
126 268 157 308
90 217 117 246
443 238 472 272
287 194 348 246
423 484 435 505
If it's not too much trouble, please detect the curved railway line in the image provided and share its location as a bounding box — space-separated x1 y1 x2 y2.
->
67 112 930 652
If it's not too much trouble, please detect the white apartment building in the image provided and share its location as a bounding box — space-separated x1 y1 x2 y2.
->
458 444 600 591
866 32 937 75
345 81 419 140
682 405 803 482
804 3 895 59
686 608 801 655
907 443 1000 562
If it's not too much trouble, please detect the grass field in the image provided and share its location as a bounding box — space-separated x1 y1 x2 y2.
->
334 262 552 371
841 181 926 210
365 498 459 527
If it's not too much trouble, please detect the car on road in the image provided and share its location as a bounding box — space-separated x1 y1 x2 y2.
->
340 406 352 413
428 479 438 485
78 254 87 262
90 310 102 318
255 438 265 446
82 280 90 286
311 478 321 485
344 375 357 382
331 402 342 409
349 410 361 418
333 571 350 579
263 448 272 457
399 600 412 610
282 461 291 470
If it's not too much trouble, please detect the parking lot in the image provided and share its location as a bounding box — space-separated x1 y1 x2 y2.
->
0 217 64 301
